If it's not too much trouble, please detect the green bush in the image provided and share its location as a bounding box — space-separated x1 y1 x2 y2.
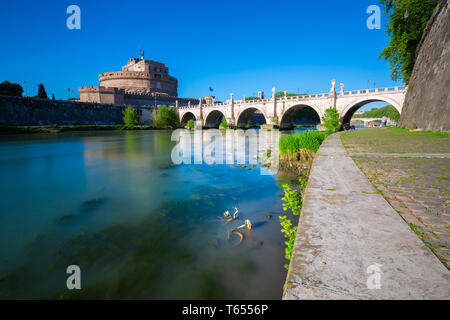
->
186 119 194 130
352 105 400 121
322 108 340 134
122 106 139 127
153 105 179 129
279 131 327 157
279 173 308 269
220 117 228 129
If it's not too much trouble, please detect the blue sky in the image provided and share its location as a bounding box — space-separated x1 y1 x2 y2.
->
0 0 398 109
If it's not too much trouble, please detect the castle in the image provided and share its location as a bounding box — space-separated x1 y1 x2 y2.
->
78 55 210 107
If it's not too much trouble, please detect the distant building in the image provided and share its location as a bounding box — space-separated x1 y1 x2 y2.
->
79 57 203 107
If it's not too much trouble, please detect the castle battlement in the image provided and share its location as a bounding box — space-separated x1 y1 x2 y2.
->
78 56 200 107
79 86 125 94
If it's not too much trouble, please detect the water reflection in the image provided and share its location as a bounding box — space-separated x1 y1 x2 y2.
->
0 130 293 299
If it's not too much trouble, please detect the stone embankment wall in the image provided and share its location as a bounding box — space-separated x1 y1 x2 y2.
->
0 95 155 126
399 0 450 131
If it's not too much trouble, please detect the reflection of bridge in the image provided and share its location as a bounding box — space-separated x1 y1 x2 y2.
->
178 81 406 129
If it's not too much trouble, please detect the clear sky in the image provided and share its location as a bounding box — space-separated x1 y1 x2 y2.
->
0 0 400 109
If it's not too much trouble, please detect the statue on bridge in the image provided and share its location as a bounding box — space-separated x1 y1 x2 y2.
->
330 79 336 93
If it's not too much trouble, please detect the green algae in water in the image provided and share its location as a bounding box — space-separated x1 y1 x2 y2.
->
0 130 287 299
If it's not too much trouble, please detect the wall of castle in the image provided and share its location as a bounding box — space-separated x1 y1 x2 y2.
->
0 95 153 126
99 77 177 96
399 1 450 131
79 86 125 105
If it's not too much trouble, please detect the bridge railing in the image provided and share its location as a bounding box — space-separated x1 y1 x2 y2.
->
339 86 406 96
177 86 407 109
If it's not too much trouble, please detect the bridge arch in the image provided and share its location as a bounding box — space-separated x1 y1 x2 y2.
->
340 96 402 125
204 109 226 128
280 104 322 130
180 111 197 126
236 106 267 128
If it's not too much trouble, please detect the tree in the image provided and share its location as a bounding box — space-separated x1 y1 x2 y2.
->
322 108 340 134
52 93 55 100
0 81 23 96
153 105 180 129
352 105 400 121
37 83 48 99
379 0 437 84
275 91 307 98
186 119 194 130
220 117 228 128
122 106 139 127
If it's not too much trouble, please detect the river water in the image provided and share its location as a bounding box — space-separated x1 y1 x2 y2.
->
0 129 301 299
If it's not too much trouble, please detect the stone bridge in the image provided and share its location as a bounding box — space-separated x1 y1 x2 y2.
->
177 81 407 129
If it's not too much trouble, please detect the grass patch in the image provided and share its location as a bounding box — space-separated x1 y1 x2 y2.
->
408 223 429 239
279 131 328 157
341 127 450 153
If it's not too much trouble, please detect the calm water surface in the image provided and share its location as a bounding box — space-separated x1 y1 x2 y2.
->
0 130 298 299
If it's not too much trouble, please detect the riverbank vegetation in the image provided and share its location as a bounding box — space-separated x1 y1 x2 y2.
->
220 117 228 129
186 119 194 130
280 131 326 159
322 107 340 134
279 174 307 269
153 105 180 129
122 106 139 127
278 128 331 270
0 124 156 134
352 105 400 121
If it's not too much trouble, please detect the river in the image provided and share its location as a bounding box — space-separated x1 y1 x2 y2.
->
0 129 300 299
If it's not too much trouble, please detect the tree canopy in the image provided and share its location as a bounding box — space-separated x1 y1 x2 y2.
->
322 108 341 134
186 119 195 130
275 91 307 98
153 105 179 129
36 83 48 99
122 106 139 127
0 81 23 97
380 0 437 84
220 117 228 128
352 105 400 121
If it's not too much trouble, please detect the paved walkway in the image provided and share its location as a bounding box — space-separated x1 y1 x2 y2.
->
351 155 449 269
349 152 450 158
283 133 449 299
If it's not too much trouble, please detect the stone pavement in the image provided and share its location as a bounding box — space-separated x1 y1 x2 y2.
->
283 133 449 300
352 156 450 269
349 153 450 158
